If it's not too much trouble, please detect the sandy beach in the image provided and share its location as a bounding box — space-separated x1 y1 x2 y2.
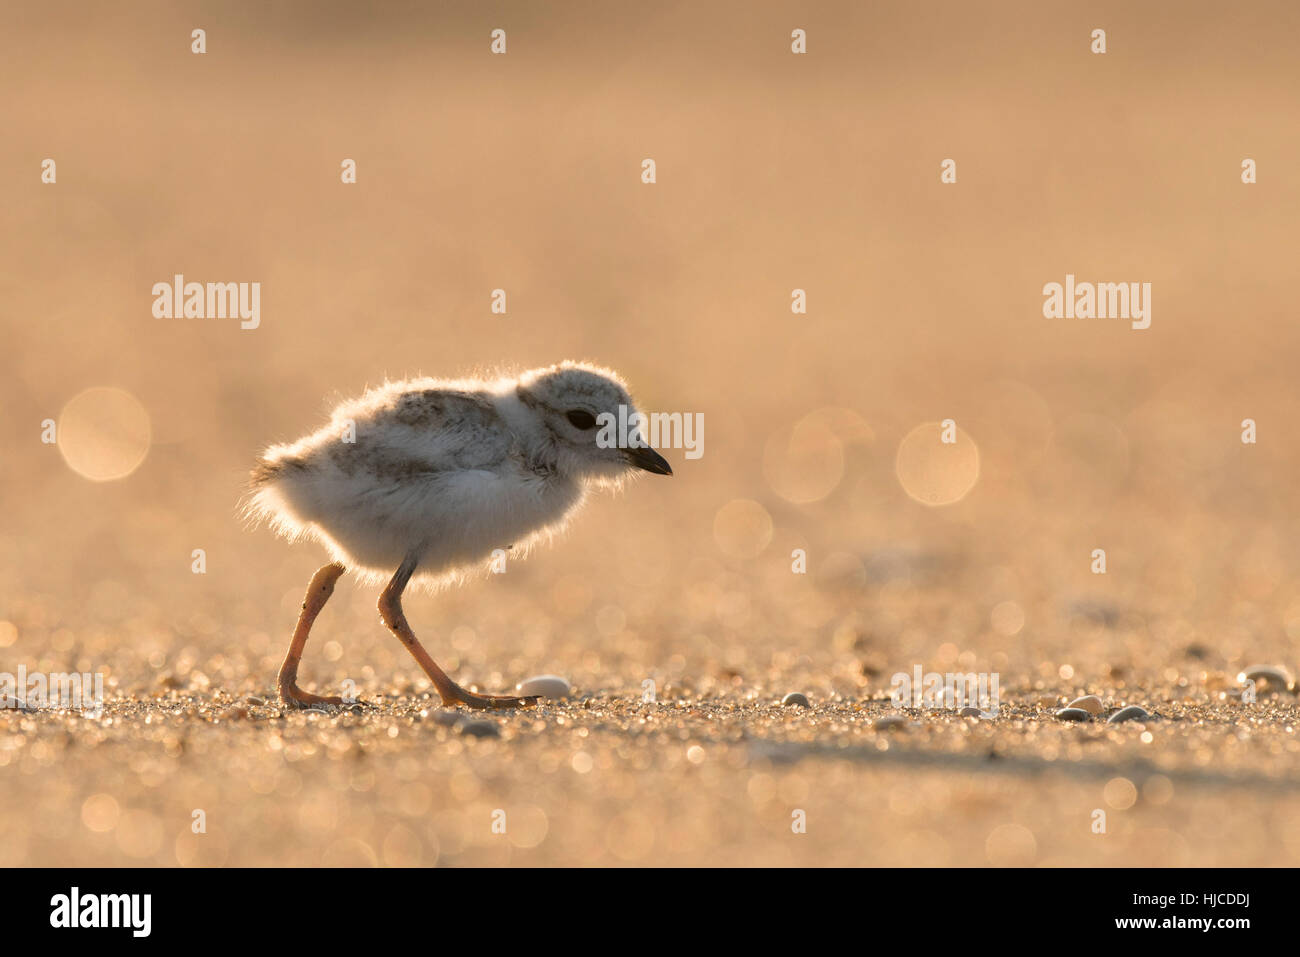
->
2 0 1299 867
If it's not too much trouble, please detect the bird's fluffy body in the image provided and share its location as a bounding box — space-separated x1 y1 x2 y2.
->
246 362 653 587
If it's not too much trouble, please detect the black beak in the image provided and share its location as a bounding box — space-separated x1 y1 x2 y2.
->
625 445 673 476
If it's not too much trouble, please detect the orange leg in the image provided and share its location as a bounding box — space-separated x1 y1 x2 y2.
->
378 556 538 710
277 562 348 709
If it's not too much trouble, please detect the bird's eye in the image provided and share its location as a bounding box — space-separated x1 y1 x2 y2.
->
566 409 598 430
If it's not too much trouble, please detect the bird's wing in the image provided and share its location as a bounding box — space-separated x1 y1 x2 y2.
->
346 387 515 476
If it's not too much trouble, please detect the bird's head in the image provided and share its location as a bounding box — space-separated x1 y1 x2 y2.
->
517 361 673 483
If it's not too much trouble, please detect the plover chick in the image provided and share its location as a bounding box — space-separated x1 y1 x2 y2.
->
247 361 672 710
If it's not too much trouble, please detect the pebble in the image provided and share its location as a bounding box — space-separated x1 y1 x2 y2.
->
874 715 908 731
958 706 982 717
515 675 571 699
457 719 500 738
245 695 266 706
1054 708 1092 722
1107 705 1151 724
1237 664 1295 693
781 692 811 708
1067 694 1104 715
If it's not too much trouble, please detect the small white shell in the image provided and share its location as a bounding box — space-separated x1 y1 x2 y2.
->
1237 665 1295 693
1107 705 1151 724
515 675 572 699
1067 694 1104 715
1055 707 1092 722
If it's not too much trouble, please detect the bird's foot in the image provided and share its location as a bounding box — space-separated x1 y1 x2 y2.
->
279 684 348 710
441 687 540 710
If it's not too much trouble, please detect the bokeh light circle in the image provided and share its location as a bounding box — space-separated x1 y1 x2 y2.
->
713 499 774 559
57 387 151 481
763 413 845 504
895 421 980 506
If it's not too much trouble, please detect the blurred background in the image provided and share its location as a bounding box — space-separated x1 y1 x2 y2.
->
2 0 1299 866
